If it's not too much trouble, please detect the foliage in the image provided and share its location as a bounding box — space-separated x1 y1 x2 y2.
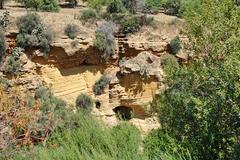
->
79 9 98 23
94 21 118 62
87 0 111 11
154 1 240 160
145 0 162 12
121 15 154 34
17 0 59 12
75 93 93 112
144 129 192 160
12 112 144 160
0 11 10 29
162 0 181 16
16 13 53 55
121 16 141 34
0 28 5 62
107 0 126 13
4 56 21 75
64 24 79 39
160 54 179 76
0 85 67 157
93 75 110 95
122 0 137 13
40 0 60 12
169 36 181 55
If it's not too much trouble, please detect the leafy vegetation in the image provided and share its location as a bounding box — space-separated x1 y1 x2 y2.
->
93 75 110 95
3 47 24 76
64 24 79 39
79 9 98 23
16 13 54 55
94 21 118 62
169 36 181 55
0 11 9 29
75 93 94 112
144 129 192 160
17 0 60 12
153 1 240 160
107 0 126 13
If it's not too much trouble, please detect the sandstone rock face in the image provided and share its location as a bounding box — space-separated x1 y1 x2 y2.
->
2 8 184 132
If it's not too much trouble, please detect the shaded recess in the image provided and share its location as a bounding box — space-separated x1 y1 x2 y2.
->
113 106 133 120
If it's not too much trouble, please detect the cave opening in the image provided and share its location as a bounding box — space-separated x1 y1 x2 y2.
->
113 106 133 120
95 101 101 109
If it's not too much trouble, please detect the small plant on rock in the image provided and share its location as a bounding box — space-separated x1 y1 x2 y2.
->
169 36 181 55
93 75 110 95
75 93 93 112
64 24 79 39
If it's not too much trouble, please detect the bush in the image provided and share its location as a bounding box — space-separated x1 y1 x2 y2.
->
94 21 118 62
4 57 21 75
162 0 181 16
64 24 79 39
93 75 110 95
169 36 181 55
0 11 10 29
79 9 98 23
160 54 179 75
75 93 93 112
144 129 192 160
18 0 60 12
35 86 66 112
16 13 54 55
87 0 109 11
145 0 162 12
0 29 5 62
122 0 137 13
107 0 126 14
40 0 60 12
121 16 141 34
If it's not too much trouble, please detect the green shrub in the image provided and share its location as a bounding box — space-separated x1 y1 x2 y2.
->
169 36 181 55
64 24 79 39
0 29 5 62
145 0 162 12
75 93 93 112
0 11 10 29
87 0 110 11
94 21 118 62
40 0 60 12
160 54 179 75
4 55 22 76
107 0 126 14
121 16 141 34
18 0 59 12
93 75 110 95
79 9 98 23
16 13 53 55
162 0 181 16
144 129 192 160
122 0 137 13
35 86 66 112
111 123 141 159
